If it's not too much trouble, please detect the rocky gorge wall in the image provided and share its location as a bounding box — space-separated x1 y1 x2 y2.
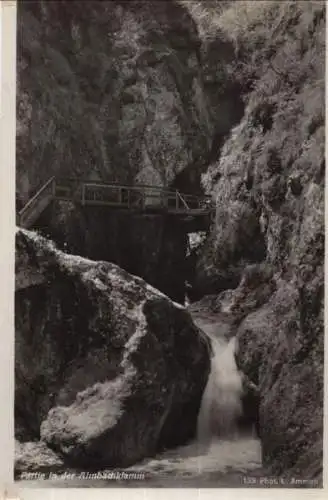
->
184 0 325 481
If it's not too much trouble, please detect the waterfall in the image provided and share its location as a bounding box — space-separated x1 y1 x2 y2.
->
191 318 262 480
125 317 262 486
197 335 244 443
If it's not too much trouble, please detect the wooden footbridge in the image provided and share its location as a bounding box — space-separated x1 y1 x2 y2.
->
17 177 214 230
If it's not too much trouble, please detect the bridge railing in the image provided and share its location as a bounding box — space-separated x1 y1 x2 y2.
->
80 182 213 213
81 183 145 208
54 178 83 201
17 176 56 227
17 176 214 228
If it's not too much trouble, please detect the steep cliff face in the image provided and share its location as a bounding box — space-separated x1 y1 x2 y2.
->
16 0 212 201
184 0 324 480
15 228 211 470
236 275 323 480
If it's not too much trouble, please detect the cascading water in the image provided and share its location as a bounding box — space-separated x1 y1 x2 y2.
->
119 313 263 487
197 335 244 443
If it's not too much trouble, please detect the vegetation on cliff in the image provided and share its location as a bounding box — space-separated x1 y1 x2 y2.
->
183 0 325 292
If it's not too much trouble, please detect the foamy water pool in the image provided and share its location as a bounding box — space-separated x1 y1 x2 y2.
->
123 436 262 487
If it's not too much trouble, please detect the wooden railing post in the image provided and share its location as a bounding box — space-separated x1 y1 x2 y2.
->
161 190 166 208
52 177 56 197
142 189 145 210
82 183 86 206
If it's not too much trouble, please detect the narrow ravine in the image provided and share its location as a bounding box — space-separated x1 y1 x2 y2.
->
14 0 324 487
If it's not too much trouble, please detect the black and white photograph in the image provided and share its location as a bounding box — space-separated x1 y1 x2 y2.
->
10 0 325 490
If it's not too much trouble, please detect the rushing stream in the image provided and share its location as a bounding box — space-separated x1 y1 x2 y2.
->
121 312 263 487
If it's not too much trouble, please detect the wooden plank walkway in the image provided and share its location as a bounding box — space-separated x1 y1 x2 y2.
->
17 177 214 229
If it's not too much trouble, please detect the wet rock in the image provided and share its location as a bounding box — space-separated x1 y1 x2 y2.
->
238 375 260 437
15 228 211 470
189 262 276 339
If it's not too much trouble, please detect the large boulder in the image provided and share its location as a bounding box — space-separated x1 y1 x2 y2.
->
15 228 211 470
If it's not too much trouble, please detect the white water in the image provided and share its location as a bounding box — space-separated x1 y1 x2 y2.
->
197 335 243 442
126 313 262 487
